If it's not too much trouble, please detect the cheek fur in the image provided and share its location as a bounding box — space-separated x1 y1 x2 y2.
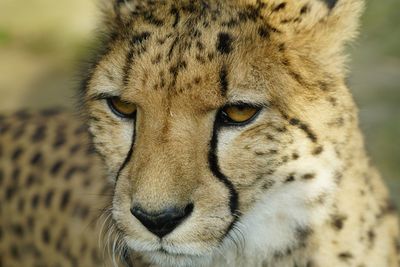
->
88 104 135 178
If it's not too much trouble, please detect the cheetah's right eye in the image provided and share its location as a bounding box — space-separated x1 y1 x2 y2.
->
107 97 137 119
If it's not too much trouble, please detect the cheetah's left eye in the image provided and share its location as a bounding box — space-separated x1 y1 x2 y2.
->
219 104 261 125
107 97 137 119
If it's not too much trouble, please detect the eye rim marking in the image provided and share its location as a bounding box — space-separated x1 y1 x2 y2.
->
218 102 263 127
107 97 137 119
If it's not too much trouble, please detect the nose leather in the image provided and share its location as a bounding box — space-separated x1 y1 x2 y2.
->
130 204 193 238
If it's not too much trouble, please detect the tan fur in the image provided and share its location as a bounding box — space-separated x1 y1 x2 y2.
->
1 0 399 266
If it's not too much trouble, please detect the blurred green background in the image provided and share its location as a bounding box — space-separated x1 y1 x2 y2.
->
0 1 399 203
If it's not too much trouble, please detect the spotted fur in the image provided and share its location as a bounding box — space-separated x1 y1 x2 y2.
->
1 0 399 266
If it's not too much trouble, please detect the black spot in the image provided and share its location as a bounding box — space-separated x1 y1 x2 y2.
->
40 108 61 117
12 124 25 140
11 224 24 237
69 144 81 154
50 160 64 175
11 147 23 161
73 204 90 220
302 173 315 180
0 122 11 136
258 26 270 39
10 245 19 259
60 190 71 210
289 71 305 85
65 166 78 180
368 229 376 245
221 18 239 28
284 174 295 183
31 194 40 209
170 6 180 27
300 5 310 14
195 41 204 51
262 179 275 190
296 226 313 241
14 110 31 120
338 252 353 261
30 152 43 165
12 167 20 181
31 125 46 142
169 60 187 87
281 58 290 66
216 32 233 54
44 190 54 208
5 185 17 200
331 213 347 230
143 11 164 27
151 54 162 65
27 216 35 230
74 124 87 136
312 146 323 155
42 228 51 244
206 52 215 62
273 2 286 12
238 6 260 22
53 136 66 148
131 32 151 45
219 66 229 96
26 174 37 187
17 198 25 212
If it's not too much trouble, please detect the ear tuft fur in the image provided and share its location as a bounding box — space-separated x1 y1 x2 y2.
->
264 0 364 73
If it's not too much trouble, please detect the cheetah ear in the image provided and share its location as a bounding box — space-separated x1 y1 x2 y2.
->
290 0 364 46
263 0 364 72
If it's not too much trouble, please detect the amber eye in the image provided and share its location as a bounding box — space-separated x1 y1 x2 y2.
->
107 97 137 118
221 104 260 124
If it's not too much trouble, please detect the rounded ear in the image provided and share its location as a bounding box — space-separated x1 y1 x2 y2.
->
289 0 365 53
256 0 364 73
237 0 364 75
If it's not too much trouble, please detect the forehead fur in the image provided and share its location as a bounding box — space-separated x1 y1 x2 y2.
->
100 0 364 48
94 0 364 94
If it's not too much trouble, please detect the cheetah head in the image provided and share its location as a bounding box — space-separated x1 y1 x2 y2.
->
82 0 364 266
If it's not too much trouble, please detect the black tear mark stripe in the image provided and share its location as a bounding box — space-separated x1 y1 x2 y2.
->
208 118 240 233
115 118 137 182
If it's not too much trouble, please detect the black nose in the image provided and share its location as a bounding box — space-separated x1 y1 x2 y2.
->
130 204 194 238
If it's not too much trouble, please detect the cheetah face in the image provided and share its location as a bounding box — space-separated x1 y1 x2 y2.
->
83 0 360 265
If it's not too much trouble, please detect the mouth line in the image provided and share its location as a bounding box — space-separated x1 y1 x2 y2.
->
146 248 199 260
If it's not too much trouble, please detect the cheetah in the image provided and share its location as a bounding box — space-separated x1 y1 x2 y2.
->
1 0 399 266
